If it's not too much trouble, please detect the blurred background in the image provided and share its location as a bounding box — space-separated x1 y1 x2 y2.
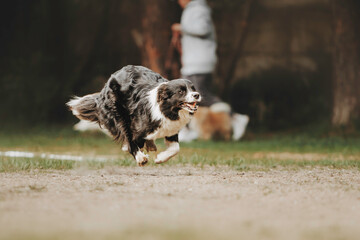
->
1 0 359 134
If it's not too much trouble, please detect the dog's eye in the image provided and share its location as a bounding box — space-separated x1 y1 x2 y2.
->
178 90 184 94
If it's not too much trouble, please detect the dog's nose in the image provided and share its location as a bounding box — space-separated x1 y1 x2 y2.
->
192 93 200 100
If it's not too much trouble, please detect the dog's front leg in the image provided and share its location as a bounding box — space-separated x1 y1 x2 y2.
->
108 79 148 166
129 140 148 166
155 134 179 164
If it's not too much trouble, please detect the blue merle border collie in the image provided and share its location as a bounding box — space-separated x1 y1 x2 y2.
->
67 65 201 166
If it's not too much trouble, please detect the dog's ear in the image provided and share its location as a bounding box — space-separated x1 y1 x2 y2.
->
157 84 170 102
109 77 120 94
106 77 124 104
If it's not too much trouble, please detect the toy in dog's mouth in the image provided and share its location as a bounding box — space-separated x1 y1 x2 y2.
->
181 102 199 113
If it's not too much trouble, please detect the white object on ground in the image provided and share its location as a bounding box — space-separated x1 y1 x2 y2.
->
231 113 249 141
73 120 111 136
0 150 112 162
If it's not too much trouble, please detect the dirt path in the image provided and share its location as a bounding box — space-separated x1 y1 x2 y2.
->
1 166 360 240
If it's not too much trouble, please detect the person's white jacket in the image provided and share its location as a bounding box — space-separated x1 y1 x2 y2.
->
180 0 217 76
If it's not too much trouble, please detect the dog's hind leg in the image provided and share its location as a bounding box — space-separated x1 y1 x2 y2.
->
121 141 129 152
145 140 157 152
155 134 179 164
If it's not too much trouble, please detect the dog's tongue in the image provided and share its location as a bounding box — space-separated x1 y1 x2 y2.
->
191 102 197 108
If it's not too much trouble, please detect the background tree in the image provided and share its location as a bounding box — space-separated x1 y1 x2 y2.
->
332 0 360 127
135 0 180 77
1 0 359 133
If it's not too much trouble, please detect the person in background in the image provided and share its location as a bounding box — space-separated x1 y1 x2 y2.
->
172 0 249 141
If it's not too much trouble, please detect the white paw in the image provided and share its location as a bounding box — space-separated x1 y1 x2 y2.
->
155 144 179 164
155 152 171 164
154 141 179 164
135 151 149 166
121 143 129 152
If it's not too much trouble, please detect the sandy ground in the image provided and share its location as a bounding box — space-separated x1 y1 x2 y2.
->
0 166 360 240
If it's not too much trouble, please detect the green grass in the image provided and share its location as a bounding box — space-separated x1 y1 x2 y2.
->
0 125 360 172
181 136 360 154
0 158 75 171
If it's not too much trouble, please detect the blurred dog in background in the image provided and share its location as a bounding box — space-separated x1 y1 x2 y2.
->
179 102 249 142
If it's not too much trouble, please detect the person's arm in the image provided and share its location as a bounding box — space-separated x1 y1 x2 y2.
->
181 7 212 37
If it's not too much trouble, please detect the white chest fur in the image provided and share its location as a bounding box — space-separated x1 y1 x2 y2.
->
145 85 193 140
145 110 192 140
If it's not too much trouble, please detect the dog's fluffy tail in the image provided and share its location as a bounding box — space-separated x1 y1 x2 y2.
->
66 93 99 122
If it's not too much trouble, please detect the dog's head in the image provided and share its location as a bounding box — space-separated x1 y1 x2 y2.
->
157 79 201 119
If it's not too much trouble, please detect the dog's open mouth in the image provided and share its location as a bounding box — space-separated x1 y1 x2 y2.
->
181 102 199 113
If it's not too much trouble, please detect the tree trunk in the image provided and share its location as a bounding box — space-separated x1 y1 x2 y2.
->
138 0 180 77
332 0 360 126
221 0 255 94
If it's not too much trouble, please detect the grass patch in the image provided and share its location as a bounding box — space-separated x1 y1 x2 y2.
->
0 158 75 172
164 153 360 171
181 136 360 154
1 153 359 172
1 126 360 171
0 157 138 172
